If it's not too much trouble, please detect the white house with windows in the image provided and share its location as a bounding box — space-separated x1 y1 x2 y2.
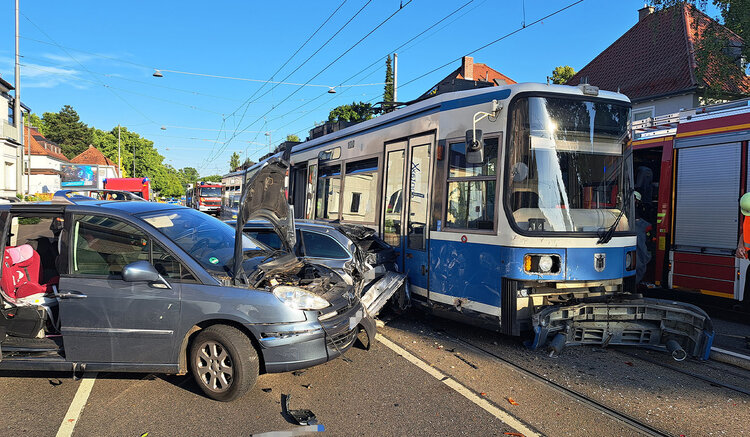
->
0 74 24 199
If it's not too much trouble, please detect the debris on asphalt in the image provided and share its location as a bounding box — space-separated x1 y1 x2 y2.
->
282 394 318 426
261 388 273 393
624 361 634 366
503 432 525 437
49 378 62 386
507 398 520 406
291 370 306 377
302 384 312 389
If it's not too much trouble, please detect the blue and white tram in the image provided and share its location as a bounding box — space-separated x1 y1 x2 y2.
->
267 83 713 359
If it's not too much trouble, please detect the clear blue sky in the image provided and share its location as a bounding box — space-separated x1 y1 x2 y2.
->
0 0 720 176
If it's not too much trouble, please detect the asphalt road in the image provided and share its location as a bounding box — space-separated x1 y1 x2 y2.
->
2 312 750 436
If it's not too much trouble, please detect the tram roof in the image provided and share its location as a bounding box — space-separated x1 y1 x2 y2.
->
290 82 629 155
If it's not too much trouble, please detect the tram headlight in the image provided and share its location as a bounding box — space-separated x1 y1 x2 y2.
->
538 255 554 273
523 254 561 274
625 250 636 271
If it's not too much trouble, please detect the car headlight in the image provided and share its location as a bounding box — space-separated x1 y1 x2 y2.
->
273 286 330 310
538 255 553 273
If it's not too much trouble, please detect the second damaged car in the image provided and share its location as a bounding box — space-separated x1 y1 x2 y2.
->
0 155 386 401
231 219 409 317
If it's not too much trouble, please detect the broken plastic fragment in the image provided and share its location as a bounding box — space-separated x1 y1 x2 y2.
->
282 394 318 426
261 388 272 393
507 398 519 406
624 361 634 366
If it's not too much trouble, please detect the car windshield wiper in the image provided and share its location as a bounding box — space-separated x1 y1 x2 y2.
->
597 188 634 245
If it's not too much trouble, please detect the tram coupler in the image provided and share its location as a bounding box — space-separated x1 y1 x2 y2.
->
528 295 715 360
665 339 687 361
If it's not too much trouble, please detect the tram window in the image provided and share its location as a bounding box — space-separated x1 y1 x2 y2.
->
316 165 341 220
445 138 499 230
342 157 378 222
449 140 498 177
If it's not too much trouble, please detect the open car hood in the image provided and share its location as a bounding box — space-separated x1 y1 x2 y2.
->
232 155 295 282
238 157 296 250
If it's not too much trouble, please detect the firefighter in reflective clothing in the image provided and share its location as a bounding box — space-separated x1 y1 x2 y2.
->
736 193 750 258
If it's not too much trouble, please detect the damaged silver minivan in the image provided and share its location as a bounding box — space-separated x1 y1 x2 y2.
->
0 156 393 401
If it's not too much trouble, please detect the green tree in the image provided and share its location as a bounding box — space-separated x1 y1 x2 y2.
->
201 174 223 182
242 158 255 169
286 134 300 143
23 113 44 132
229 152 241 172
41 105 93 159
178 167 200 188
328 101 373 123
551 65 576 84
649 0 749 98
384 54 395 109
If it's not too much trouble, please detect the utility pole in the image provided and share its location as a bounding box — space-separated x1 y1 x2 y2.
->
132 141 135 177
118 125 122 177
26 124 30 194
14 0 23 196
393 52 398 103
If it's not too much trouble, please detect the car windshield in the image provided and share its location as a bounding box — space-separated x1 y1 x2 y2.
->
506 96 632 234
141 208 261 274
200 187 222 197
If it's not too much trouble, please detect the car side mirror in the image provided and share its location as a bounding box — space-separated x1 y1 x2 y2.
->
465 129 484 164
122 260 171 289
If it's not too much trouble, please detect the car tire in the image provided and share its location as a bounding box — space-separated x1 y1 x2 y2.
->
189 325 259 402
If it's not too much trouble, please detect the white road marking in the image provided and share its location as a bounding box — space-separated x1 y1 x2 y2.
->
376 334 540 437
56 372 98 437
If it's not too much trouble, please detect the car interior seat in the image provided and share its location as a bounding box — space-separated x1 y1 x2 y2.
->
2 244 59 302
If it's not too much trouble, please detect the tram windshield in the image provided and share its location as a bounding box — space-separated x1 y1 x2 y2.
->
506 96 632 234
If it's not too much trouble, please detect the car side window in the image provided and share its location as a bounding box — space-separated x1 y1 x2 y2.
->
244 229 283 250
72 215 150 276
301 230 349 259
152 241 196 283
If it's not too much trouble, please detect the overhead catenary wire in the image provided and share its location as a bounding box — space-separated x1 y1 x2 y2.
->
260 0 585 162
215 0 414 165
220 0 376 157
258 0 479 146
198 0 355 171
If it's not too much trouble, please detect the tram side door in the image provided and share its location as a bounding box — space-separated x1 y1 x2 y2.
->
305 159 318 220
381 135 433 293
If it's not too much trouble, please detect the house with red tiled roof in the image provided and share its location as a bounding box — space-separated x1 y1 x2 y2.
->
23 125 70 194
419 56 517 100
71 144 121 183
567 4 750 121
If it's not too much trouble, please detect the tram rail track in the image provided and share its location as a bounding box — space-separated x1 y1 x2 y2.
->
613 349 750 397
433 332 671 437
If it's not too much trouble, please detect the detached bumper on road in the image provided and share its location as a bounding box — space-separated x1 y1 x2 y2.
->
256 302 373 373
530 296 715 360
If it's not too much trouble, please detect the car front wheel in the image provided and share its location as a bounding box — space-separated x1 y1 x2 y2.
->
189 325 259 401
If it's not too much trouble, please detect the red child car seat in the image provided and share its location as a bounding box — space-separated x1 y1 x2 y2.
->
1 244 55 302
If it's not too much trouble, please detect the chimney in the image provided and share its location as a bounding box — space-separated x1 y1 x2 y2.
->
638 5 654 21
461 56 474 80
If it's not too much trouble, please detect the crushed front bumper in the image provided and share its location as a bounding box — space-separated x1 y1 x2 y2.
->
360 271 408 316
529 296 715 360
256 302 375 373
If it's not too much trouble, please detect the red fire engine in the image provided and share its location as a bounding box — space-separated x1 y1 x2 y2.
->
190 182 223 215
102 177 152 201
631 98 750 306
